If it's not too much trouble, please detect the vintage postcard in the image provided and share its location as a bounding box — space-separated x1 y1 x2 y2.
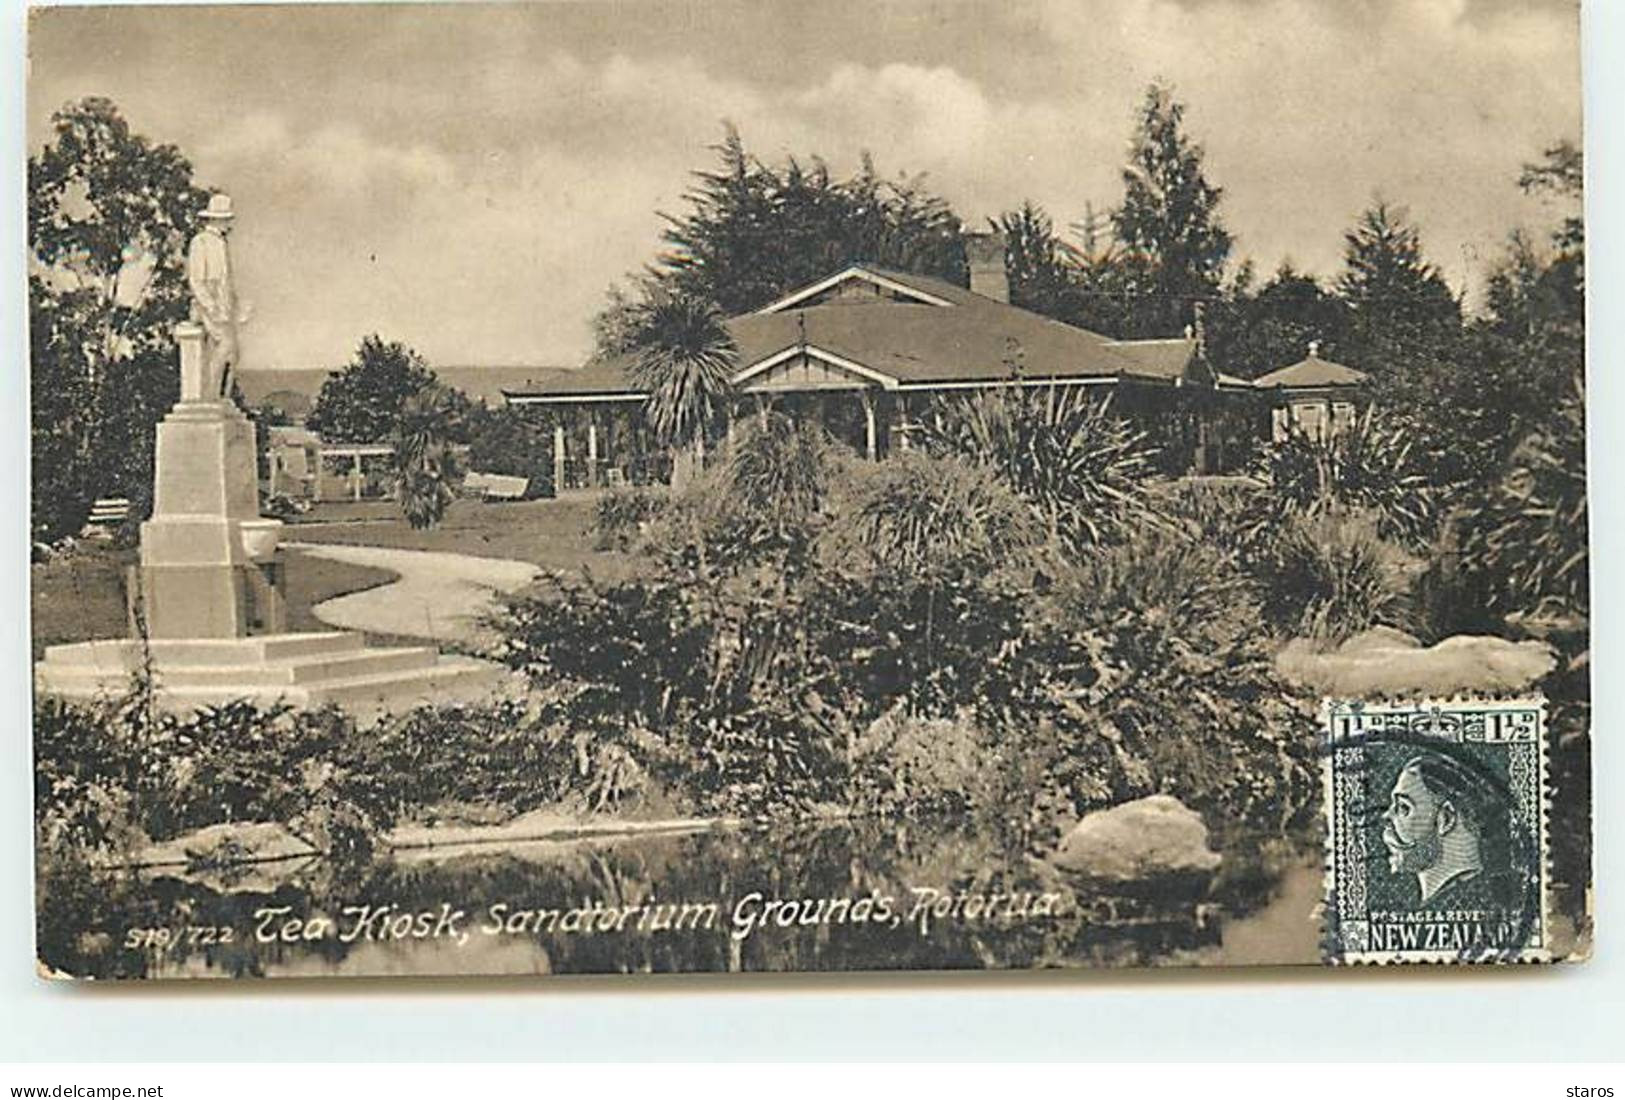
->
27 0 1590 981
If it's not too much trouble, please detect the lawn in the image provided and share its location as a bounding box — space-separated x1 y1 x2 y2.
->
287 494 644 578
31 541 404 658
30 542 132 658
32 495 631 658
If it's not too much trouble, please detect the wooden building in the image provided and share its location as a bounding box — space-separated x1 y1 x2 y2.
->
505 241 1264 488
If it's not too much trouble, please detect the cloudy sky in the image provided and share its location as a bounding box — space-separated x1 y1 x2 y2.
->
28 0 1581 372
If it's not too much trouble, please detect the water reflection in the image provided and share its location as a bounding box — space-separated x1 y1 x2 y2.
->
39 820 1316 980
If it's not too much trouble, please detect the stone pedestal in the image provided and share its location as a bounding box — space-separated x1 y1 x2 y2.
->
35 232 505 719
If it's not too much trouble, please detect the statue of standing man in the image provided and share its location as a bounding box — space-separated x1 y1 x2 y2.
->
186 193 244 401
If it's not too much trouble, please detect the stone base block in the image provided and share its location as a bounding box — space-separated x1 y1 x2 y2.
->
138 563 250 639
34 631 506 720
135 554 287 640
149 402 260 521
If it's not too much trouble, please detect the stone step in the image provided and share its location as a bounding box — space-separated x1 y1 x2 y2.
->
305 656 501 710
147 646 443 688
34 634 509 719
41 632 365 669
40 656 507 718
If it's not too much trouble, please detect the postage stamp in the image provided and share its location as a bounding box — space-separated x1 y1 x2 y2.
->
1321 697 1550 965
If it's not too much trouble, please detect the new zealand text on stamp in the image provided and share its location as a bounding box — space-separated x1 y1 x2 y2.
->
1322 698 1549 964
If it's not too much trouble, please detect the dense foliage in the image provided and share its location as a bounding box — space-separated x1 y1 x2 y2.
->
920 385 1163 554
35 689 386 862
307 334 453 445
465 403 556 499
618 125 967 320
593 484 667 551
391 383 465 529
28 97 209 542
1457 368 1587 620
1248 409 1438 550
1202 263 1349 382
488 438 1320 839
33 683 711 870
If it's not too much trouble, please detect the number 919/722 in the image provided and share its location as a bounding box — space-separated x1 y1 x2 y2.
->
123 925 236 951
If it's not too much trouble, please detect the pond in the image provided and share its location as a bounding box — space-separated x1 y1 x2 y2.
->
37 821 1321 980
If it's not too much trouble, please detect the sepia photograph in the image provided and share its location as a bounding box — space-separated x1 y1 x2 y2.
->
25 0 1590 982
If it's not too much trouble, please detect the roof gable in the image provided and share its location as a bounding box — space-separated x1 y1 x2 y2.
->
733 346 900 391
1254 354 1368 389
755 265 956 313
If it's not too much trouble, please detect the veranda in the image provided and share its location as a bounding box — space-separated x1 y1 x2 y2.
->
525 380 1257 492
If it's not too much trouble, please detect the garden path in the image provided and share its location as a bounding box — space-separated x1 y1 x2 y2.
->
286 541 539 645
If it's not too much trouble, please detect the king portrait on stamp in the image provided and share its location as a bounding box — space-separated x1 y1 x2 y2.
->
1380 750 1520 911
1324 699 1550 965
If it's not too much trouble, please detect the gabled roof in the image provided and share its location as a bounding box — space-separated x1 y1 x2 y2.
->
1254 351 1368 390
509 263 1205 402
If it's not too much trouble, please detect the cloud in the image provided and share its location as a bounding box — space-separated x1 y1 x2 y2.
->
27 0 1581 371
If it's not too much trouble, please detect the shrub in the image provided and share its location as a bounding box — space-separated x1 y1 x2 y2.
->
822 450 1044 578
34 691 389 860
1072 520 1262 648
727 411 836 519
1252 407 1437 549
1256 509 1411 641
1051 523 1319 834
488 568 850 816
593 483 667 551
33 681 692 862
921 385 1163 553
723 411 838 561
1456 368 1587 619
466 404 556 500
625 414 841 575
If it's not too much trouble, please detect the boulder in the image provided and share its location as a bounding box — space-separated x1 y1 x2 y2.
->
1276 628 1556 699
1053 795 1221 883
129 821 317 869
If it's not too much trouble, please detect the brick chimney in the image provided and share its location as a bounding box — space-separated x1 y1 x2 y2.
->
965 230 1009 303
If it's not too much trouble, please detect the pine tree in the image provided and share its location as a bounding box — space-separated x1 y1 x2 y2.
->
996 202 1086 324
1111 83 1233 339
1332 202 1471 486
612 124 966 327
1336 202 1463 402
1205 263 1350 380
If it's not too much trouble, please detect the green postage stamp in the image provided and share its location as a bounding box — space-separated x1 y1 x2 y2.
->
1322 697 1550 965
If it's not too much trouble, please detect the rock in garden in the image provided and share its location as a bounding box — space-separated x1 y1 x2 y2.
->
1275 627 1556 698
129 821 317 870
1053 795 1222 883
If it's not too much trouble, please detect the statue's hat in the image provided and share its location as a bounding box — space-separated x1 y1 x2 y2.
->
200 193 235 221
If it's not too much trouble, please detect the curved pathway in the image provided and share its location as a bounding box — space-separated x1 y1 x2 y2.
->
286 541 540 646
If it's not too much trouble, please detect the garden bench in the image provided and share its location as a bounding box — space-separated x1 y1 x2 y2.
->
84 497 131 527
466 472 528 501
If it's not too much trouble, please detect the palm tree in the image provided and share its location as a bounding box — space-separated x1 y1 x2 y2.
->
625 290 737 490
392 383 463 529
